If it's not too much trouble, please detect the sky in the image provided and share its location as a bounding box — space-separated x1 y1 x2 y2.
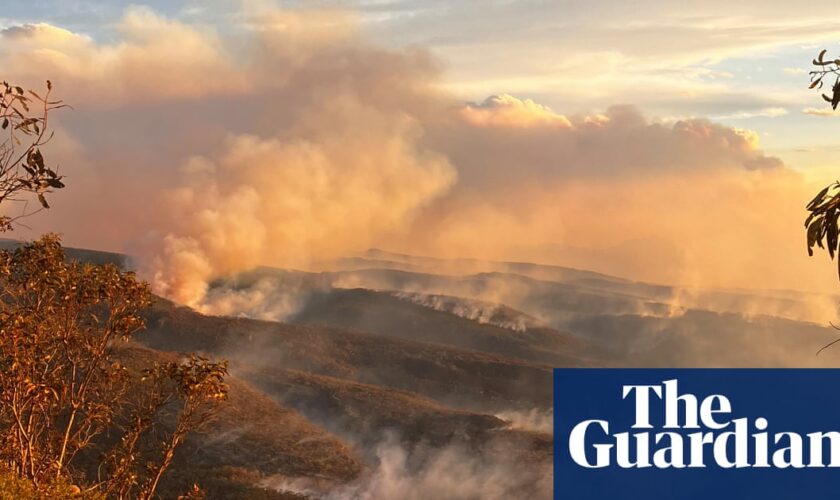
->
4 0 840 169
1 1 840 304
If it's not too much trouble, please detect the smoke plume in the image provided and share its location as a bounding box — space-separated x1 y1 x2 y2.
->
0 4 832 309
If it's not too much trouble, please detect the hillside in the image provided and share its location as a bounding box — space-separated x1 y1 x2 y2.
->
132 300 557 498
138 299 559 412
290 287 593 366
9 242 840 498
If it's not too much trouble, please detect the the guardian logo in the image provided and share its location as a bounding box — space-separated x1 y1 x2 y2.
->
554 369 840 500
569 379 840 469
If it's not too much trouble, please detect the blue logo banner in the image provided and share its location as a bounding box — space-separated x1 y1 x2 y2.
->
554 369 840 499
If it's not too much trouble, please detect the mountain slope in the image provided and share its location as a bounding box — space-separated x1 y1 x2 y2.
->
290 287 595 366
138 298 557 412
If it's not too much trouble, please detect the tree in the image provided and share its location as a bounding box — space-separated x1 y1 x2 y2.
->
0 236 229 497
0 82 229 498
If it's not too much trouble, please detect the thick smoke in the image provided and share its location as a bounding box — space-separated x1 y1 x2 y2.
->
148 124 454 307
0 4 832 310
0 7 455 308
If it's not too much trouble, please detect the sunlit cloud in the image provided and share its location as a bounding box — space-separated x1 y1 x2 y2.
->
459 94 572 128
714 107 788 119
802 107 840 117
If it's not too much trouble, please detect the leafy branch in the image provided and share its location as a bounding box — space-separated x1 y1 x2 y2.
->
0 80 69 230
809 49 840 110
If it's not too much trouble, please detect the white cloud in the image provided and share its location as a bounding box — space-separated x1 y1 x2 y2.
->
803 106 840 116
714 107 789 119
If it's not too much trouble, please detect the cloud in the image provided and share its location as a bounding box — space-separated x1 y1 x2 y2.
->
783 67 807 75
802 106 840 117
346 0 840 117
714 107 788 119
460 94 572 128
